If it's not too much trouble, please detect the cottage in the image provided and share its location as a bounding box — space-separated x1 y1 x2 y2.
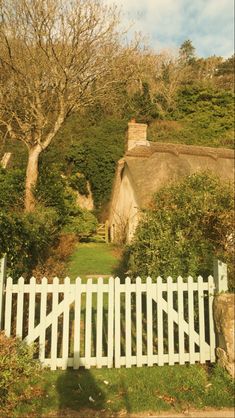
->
109 120 234 242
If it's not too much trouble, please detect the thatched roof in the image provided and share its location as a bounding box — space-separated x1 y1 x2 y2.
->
126 142 234 159
123 142 234 208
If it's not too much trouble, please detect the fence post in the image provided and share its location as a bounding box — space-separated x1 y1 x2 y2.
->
0 255 7 329
105 220 109 243
213 259 228 293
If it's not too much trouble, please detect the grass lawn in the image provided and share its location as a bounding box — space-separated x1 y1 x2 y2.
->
66 242 122 281
15 364 234 417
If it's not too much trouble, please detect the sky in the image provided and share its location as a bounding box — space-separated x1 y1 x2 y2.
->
106 0 234 58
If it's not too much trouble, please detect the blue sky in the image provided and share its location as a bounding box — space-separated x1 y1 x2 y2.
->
106 0 234 58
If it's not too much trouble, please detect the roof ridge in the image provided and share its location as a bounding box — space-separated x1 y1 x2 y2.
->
125 141 234 159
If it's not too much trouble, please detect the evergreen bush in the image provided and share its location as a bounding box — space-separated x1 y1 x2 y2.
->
0 167 25 210
129 173 234 291
0 207 60 278
64 117 126 211
62 208 98 239
0 332 41 415
68 173 89 196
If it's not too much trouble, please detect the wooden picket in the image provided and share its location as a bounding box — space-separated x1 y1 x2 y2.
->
113 276 217 368
0 258 226 370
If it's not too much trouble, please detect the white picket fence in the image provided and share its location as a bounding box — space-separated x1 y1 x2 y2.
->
0 257 228 370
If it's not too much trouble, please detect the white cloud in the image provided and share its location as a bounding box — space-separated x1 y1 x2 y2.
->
105 0 234 57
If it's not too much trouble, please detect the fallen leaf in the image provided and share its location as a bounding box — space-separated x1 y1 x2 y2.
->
89 396 95 403
157 394 175 405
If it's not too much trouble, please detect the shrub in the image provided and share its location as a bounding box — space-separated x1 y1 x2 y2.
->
65 117 126 211
0 332 41 415
37 115 126 213
32 233 77 279
129 81 158 123
149 85 234 149
35 164 69 219
0 162 98 278
0 167 25 211
55 233 78 260
0 207 60 278
68 173 89 196
63 208 98 238
35 165 98 240
129 173 234 290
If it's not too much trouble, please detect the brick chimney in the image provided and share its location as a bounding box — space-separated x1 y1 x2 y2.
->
127 119 149 150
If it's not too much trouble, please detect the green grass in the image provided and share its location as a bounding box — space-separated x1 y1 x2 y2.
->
66 242 121 281
15 364 234 417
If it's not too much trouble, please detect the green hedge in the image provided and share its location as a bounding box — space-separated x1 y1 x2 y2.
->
0 207 60 278
129 173 234 291
0 167 25 210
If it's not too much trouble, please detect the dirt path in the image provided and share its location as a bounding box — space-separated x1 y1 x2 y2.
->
134 408 234 418
46 408 235 418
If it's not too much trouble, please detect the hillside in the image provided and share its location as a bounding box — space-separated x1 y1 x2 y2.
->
1 81 234 216
148 85 234 148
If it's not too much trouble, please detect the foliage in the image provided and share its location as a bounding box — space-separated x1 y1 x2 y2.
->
35 163 98 238
128 82 158 123
129 173 234 290
0 165 66 277
215 54 234 90
0 332 41 415
1 70 234 216
149 84 234 148
32 233 77 279
179 39 196 65
0 207 60 278
36 115 126 213
0 167 25 211
62 208 98 239
0 161 100 277
64 117 126 211
216 54 234 76
68 173 89 196
35 164 72 220
173 85 234 147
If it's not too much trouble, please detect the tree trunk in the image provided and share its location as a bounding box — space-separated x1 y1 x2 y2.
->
25 145 42 212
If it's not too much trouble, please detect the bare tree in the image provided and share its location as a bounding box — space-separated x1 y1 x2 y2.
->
0 0 140 211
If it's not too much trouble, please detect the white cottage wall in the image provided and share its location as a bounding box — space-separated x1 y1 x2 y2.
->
110 166 140 243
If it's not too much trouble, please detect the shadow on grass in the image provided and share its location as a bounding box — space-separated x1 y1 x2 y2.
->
56 368 106 417
55 367 132 418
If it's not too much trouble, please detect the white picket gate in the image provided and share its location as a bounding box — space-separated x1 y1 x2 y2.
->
0 257 228 370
